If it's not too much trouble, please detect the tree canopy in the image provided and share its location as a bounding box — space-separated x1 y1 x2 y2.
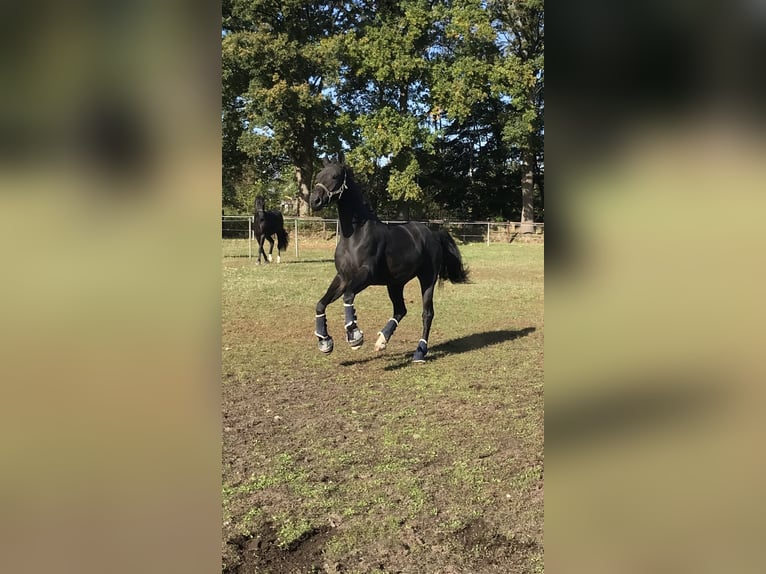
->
222 0 543 222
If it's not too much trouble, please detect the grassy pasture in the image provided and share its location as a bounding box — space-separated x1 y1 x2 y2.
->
222 242 544 573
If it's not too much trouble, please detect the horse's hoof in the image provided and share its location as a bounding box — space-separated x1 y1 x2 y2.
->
412 341 428 363
374 332 388 352
347 328 364 348
318 336 334 354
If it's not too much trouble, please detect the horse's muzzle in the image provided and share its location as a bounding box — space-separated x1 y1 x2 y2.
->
309 192 325 211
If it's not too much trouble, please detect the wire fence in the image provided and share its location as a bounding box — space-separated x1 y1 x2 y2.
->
223 216 544 259
222 215 253 259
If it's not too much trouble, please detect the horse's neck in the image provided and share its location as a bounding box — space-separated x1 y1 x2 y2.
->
337 187 376 237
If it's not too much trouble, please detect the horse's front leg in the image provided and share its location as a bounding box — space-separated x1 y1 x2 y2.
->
375 283 407 352
257 236 268 265
315 274 344 354
343 292 365 350
266 236 275 262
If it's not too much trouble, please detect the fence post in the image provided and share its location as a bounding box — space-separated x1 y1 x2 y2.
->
294 218 299 258
487 222 490 246
336 220 339 245
248 216 253 259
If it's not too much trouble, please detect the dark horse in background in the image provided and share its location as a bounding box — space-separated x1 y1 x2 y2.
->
310 158 469 363
253 196 289 265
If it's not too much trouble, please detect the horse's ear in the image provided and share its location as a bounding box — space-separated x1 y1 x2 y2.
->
322 157 330 167
338 149 345 164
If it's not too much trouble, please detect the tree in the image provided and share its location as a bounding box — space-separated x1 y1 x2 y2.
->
334 0 436 217
222 0 544 224
490 0 544 231
222 0 344 215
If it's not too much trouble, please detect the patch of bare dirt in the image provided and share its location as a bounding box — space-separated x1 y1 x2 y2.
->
225 522 334 574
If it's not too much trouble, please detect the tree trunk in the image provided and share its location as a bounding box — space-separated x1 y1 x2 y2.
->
294 164 312 217
399 84 408 114
520 151 535 233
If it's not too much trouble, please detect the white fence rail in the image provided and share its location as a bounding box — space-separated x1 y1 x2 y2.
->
223 217 543 259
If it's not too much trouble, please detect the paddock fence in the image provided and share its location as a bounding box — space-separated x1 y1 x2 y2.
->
223 217 544 259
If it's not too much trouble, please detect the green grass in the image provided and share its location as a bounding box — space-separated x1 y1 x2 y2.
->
222 242 543 573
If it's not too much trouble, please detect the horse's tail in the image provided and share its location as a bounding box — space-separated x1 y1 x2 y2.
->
436 229 470 284
276 216 289 251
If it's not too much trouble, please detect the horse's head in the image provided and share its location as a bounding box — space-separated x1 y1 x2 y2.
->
254 195 266 213
310 160 348 211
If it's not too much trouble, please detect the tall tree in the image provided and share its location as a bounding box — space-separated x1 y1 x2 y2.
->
490 0 544 231
336 0 436 216
425 0 505 219
222 0 343 215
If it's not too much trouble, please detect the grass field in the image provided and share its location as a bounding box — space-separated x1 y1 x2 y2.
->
222 242 544 573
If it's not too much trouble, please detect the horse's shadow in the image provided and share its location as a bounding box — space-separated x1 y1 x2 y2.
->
339 327 536 370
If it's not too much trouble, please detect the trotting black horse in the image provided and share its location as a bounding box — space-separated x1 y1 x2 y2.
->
310 158 469 363
253 196 289 265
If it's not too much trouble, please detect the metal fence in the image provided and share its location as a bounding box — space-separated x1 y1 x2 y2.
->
222 215 253 258
223 217 543 259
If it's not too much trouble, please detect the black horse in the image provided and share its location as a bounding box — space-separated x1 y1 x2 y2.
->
253 196 289 265
310 159 469 363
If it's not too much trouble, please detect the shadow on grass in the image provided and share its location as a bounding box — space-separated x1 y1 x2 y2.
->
339 327 536 370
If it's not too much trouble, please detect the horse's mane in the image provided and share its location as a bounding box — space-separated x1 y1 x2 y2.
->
340 163 379 223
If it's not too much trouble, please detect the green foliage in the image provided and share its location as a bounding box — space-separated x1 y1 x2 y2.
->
222 0 544 220
222 0 345 212
385 155 421 201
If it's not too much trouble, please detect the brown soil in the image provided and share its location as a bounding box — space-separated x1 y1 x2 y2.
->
222 246 544 573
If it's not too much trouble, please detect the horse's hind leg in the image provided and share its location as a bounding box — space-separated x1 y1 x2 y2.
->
343 292 365 350
375 284 407 352
315 274 344 354
412 277 436 363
